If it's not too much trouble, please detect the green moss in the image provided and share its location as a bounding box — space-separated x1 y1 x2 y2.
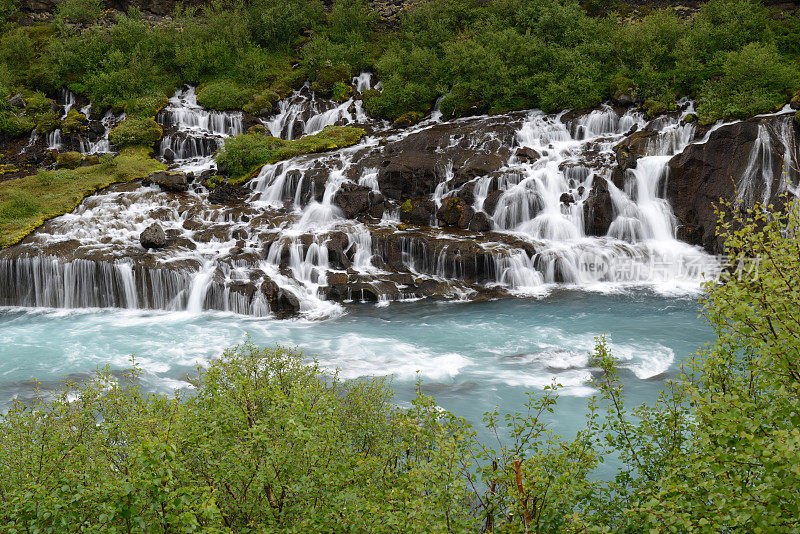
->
401 199 412 213
0 163 19 175
56 151 83 169
216 126 366 184
108 117 162 149
61 108 86 135
197 80 254 111
310 64 351 97
0 147 165 248
242 90 280 116
683 113 697 123
33 110 60 134
642 98 677 118
393 111 422 128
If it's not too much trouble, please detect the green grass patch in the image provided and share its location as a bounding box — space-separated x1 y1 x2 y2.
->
0 147 165 248
217 125 366 184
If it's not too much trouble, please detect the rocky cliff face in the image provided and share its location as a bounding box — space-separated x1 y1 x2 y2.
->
666 114 799 253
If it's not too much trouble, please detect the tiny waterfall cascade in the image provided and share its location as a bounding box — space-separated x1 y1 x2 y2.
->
264 75 373 140
7 87 797 318
79 109 124 155
157 86 244 173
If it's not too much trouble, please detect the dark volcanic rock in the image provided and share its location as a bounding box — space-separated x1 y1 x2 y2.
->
482 190 504 216
514 147 541 163
261 279 300 316
208 183 246 204
400 198 435 226
666 116 796 252
334 182 372 218
468 211 492 232
437 197 474 229
583 177 613 236
144 170 188 193
140 222 166 249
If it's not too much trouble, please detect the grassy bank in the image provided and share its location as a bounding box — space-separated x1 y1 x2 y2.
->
217 125 366 184
0 147 164 247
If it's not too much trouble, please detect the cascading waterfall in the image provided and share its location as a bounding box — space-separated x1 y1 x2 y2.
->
7 77 796 318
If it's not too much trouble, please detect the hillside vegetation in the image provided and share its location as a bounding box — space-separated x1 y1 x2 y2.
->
1 0 799 132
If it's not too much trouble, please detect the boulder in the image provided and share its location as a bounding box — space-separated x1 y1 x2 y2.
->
560 192 575 206
514 147 541 163
6 93 25 108
208 183 246 204
468 211 492 232
482 190 504 215
333 183 372 218
261 279 301 316
140 222 167 249
583 178 613 236
399 198 435 226
437 196 474 229
144 170 188 193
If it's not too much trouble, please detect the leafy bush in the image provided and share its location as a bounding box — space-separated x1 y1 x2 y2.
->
55 0 103 25
0 0 19 29
108 117 163 149
196 80 253 111
0 110 33 138
697 43 798 124
246 0 323 50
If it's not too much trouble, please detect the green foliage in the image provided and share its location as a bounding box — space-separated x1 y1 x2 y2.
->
0 0 19 29
246 0 323 51
125 93 169 118
0 110 33 138
108 117 163 149
697 42 799 124
0 342 479 532
55 0 103 25
0 147 164 247
216 126 366 183
196 80 254 111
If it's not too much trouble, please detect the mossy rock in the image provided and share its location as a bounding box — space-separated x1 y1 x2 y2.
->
61 109 87 134
393 112 422 128
197 81 254 111
56 151 83 169
24 92 56 114
108 117 163 149
0 164 19 175
642 99 676 118
401 199 413 213
683 113 697 124
243 90 280 116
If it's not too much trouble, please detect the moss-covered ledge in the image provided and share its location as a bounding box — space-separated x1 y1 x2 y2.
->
215 126 366 185
0 147 165 248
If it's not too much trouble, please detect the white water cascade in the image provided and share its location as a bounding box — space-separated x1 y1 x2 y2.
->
6 78 797 318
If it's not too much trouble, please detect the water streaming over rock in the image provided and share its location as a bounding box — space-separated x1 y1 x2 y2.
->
5 80 797 318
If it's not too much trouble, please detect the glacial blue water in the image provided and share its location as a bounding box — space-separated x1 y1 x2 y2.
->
0 289 712 448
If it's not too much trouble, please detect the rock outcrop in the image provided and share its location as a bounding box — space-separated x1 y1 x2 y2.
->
140 222 166 249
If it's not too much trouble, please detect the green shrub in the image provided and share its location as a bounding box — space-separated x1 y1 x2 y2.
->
55 0 103 25
0 110 33 138
697 43 798 124
246 0 324 50
393 111 422 127
108 117 163 149
56 150 83 169
0 0 19 28
124 93 169 118
196 80 254 111
242 90 280 116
